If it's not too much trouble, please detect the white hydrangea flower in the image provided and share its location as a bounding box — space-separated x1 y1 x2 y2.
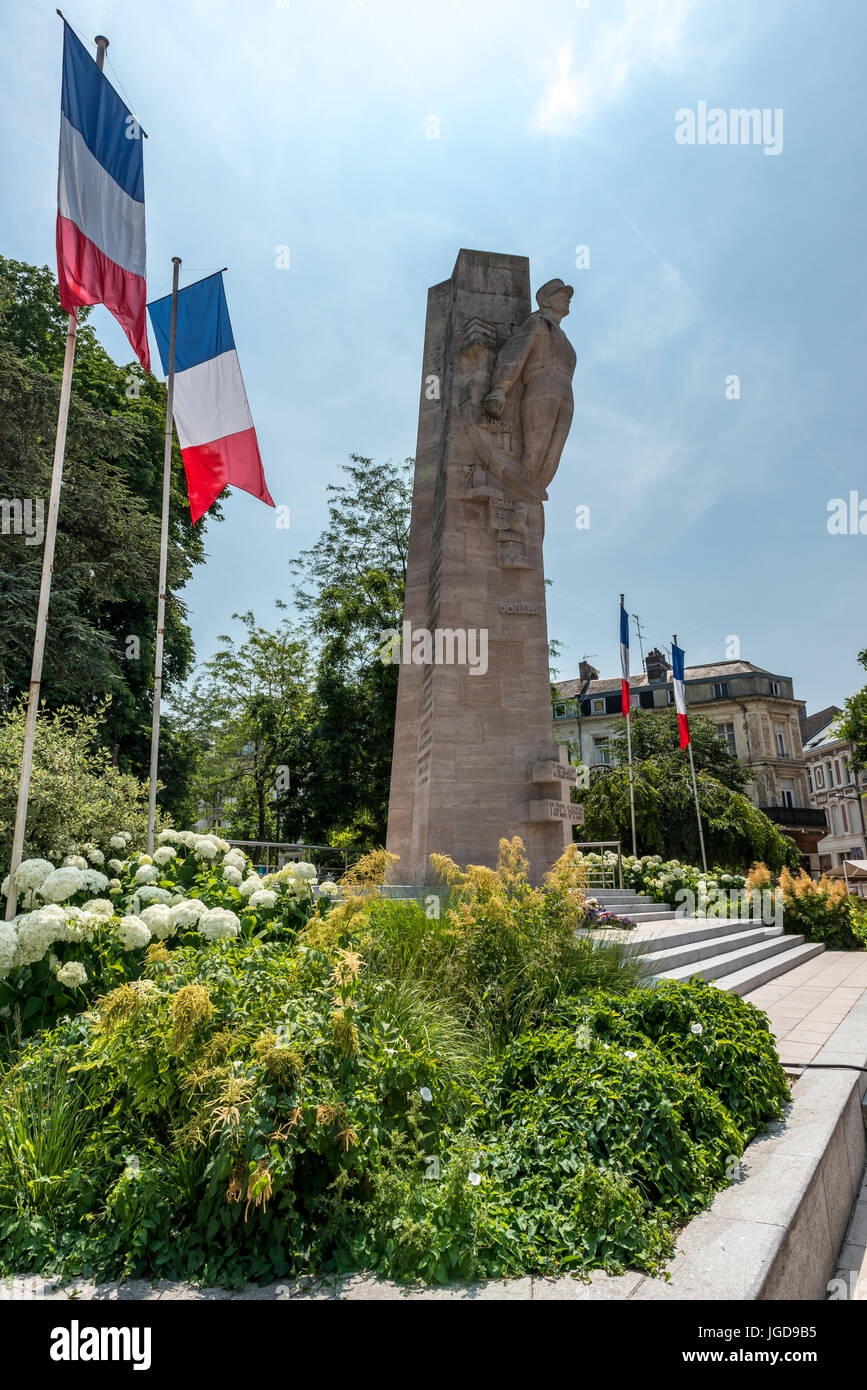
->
107 879 122 894
12 858 56 892
57 960 88 988
82 898 115 917
222 865 243 886
222 849 246 871
0 923 17 978
134 864 160 885
108 859 125 874
238 877 262 897
194 837 220 861
248 888 277 909
140 904 174 939
157 829 180 845
81 869 109 894
108 835 127 850
13 906 67 966
210 835 230 853
318 881 339 896
167 899 206 931
137 885 172 905
152 846 176 867
38 866 86 903
690 1022 703 1036
292 862 317 882
82 845 104 865
115 916 151 951
62 855 88 870
198 907 241 941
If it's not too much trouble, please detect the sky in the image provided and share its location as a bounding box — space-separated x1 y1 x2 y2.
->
1 0 865 714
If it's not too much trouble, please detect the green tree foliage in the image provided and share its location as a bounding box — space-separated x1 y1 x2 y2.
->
290 455 411 845
0 700 152 865
836 647 867 774
0 257 213 820
173 608 312 841
576 708 800 872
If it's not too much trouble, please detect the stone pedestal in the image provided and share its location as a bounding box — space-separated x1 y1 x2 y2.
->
386 249 581 883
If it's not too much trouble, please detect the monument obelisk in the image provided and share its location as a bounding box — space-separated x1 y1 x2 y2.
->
386 249 582 884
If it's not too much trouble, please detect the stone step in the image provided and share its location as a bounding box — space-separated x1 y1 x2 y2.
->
627 917 770 955
658 932 811 986
639 924 778 974
711 941 825 996
616 909 679 923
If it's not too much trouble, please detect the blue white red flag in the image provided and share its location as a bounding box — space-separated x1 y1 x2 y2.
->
620 600 631 717
671 641 690 749
56 21 149 369
148 273 275 524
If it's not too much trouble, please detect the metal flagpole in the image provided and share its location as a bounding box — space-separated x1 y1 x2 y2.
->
622 594 637 857
675 633 707 873
3 33 114 921
146 256 182 854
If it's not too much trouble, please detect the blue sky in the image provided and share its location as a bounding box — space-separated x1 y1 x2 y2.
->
2 0 865 714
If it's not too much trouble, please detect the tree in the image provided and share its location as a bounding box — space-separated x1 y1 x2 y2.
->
289 455 412 845
0 257 214 820
172 608 312 841
576 708 800 872
837 648 867 774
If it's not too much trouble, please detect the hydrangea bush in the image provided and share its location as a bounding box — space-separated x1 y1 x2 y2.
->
0 830 333 1038
574 851 747 918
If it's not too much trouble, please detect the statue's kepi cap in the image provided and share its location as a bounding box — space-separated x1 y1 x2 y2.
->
536 277 574 306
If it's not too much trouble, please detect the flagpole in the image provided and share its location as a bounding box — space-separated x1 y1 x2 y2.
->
4 31 118 920
675 633 707 872
146 256 181 855
621 595 637 857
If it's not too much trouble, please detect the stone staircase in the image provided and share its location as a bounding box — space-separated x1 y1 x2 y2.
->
620 915 825 996
588 888 678 924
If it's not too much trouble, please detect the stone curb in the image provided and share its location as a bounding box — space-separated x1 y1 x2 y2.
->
5 995 866 1302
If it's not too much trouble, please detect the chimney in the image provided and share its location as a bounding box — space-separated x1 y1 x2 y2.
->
645 647 670 683
578 660 599 682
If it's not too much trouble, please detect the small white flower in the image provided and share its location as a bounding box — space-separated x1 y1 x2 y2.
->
690 1022 703 1036
624 1050 638 1060
419 1086 433 1103
468 1171 481 1187
56 960 88 989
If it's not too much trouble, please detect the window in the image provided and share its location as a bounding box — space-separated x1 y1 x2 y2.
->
590 697 606 714
774 725 788 758
841 803 850 833
553 703 568 720
712 682 729 699
815 766 825 789
594 737 611 766
780 779 795 809
769 680 781 696
850 848 865 860
807 767 814 794
667 687 675 705
826 762 835 789
835 759 844 785
716 722 737 756
639 690 655 710
605 694 623 715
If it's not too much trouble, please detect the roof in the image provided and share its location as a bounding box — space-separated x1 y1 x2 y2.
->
799 706 843 746
554 659 784 701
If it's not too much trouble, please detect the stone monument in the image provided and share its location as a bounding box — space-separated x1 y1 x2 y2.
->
386 249 583 884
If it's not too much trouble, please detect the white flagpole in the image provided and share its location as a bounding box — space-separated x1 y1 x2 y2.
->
146 255 181 855
622 594 637 857
3 33 113 921
675 632 707 873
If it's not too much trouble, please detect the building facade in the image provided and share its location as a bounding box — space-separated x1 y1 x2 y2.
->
800 706 867 887
552 653 826 863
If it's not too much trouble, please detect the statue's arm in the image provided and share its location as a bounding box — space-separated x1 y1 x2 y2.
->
484 315 541 413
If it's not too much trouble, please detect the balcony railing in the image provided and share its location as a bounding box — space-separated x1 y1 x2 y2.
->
759 806 828 829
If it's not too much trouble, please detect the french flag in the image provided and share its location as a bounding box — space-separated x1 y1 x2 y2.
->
148 273 275 524
56 21 149 370
671 640 690 749
620 600 631 716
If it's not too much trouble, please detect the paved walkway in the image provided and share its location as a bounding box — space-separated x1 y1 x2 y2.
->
743 949 867 1067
